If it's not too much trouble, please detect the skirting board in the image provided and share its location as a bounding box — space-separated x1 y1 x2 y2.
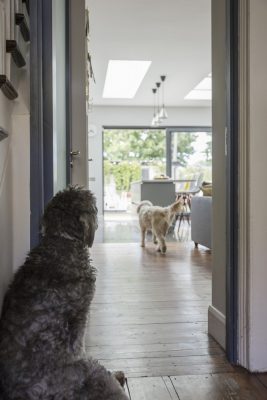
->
208 305 226 349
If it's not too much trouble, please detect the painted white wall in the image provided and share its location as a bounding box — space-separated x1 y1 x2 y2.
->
0 91 14 311
248 0 267 372
88 105 211 214
0 54 30 310
208 0 226 349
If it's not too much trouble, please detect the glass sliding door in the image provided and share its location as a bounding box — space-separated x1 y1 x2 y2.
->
102 127 211 212
166 128 212 192
103 129 166 211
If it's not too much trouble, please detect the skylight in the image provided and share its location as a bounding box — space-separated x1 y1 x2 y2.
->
185 73 212 100
103 60 151 99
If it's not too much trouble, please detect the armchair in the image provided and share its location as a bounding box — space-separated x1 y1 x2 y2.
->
174 173 204 196
191 195 212 249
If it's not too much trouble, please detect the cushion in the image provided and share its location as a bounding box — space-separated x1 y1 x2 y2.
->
200 182 212 196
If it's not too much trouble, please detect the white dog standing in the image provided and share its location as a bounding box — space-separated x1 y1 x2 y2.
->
137 198 184 253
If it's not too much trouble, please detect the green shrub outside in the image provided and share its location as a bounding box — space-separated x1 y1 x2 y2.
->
104 161 141 192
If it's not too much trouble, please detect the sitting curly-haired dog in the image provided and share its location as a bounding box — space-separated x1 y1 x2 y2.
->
0 187 128 400
137 198 184 253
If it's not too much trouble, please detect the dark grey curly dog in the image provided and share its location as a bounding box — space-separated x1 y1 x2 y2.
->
0 186 128 400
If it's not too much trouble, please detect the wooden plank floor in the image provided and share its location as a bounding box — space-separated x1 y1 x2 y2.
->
85 242 267 399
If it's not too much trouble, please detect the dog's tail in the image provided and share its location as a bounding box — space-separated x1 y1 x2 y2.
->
136 200 153 214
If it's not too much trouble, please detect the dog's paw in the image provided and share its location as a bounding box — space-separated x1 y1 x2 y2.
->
112 371 126 387
161 245 167 254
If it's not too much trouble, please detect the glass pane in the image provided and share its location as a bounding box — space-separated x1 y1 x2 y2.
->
170 131 212 193
103 129 166 211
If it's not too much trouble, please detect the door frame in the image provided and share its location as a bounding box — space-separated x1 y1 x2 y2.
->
30 0 45 248
30 0 240 364
225 0 239 364
30 0 71 247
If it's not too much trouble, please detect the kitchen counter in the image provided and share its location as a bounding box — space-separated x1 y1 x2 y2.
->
131 180 176 207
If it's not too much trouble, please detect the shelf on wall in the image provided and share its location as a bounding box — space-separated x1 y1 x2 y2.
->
16 13 30 42
6 40 26 68
0 127 9 142
0 75 18 100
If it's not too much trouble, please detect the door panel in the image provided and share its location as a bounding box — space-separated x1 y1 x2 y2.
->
52 0 67 192
68 0 88 188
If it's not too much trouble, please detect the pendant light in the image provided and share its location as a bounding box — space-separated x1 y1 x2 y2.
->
159 75 168 119
151 75 168 126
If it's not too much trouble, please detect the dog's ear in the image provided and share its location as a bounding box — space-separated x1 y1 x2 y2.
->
79 213 97 248
170 198 183 213
177 196 185 205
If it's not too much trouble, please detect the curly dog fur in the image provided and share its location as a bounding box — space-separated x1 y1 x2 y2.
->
137 198 184 253
0 186 128 400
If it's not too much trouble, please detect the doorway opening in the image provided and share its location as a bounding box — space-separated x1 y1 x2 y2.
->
85 0 237 386
27 0 241 386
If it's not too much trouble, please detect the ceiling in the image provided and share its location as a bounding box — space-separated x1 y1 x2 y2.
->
86 0 211 107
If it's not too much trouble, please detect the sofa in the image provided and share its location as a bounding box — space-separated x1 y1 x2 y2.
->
191 196 212 249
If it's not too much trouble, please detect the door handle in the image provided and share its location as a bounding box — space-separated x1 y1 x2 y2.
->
70 150 81 156
70 150 81 168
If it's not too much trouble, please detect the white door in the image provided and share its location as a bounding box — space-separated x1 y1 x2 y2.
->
52 0 67 193
68 0 88 188
52 0 88 191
